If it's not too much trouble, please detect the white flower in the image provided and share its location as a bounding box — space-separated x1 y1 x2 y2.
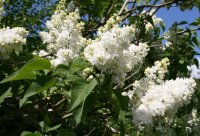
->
39 1 84 66
0 27 28 59
187 57 200 79
130 58 170 99
38 50 49 57
144 58 169 84
133 78 196 126
84 22 149 83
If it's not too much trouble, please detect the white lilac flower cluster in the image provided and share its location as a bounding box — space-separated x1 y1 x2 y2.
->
84 17 149 83
126 58 196 129
141 9 163 40
129 58 170 99
144 10 163 32
39 1 84 66
133 77 196 126
0 27 28 59
186 108 200 134
0 0 4 21
187 57 200 79
144 57 169 85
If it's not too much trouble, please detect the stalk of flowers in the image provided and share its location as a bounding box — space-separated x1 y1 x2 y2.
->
139 9 163 41
143 9 163 32
126 58 196 129
39 0 84 66
186 108 200 134
133 77 196 127
128 58 170 100
0 27 28 59
84 16 149 83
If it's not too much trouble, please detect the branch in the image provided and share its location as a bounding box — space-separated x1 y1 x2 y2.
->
177 27 200 34
118 0 130 15
62 112 73 119
154 27 200 42
113 62 143 90
52 97 66 107
119 0 180 16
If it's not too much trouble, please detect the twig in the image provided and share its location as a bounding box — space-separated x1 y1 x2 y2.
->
154 27 200 42
52 97 66 107
118 0 130 15
176 27 200 35
85 128 95 136
113 62 143 90
62 112 73 119
119 0 180 16
106 123 118 133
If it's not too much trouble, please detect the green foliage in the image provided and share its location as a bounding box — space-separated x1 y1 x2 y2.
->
19 75 57 107
70 78 97 111
0 0 200 136
1 57 51 83
21 131 42 136
0 87 12 105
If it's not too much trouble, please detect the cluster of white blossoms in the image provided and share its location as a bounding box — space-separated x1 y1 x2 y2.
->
129 58 170 99
133 78 196 126
126 58 197 129
186 108 200 134
39 0 84 66
84 17 149 83
187 57 200 79
140 9 163 38
0 27 28 59
144 57 170 85
0 0 4 21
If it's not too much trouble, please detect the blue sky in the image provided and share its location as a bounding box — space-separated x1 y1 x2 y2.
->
156 7 200 36
156 7 200 60
156 7 200 57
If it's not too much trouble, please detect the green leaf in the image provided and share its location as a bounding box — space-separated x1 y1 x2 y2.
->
190 18 200 26
73 93 98 125
20 131 42 136
70 57 89 74
178 21 188 25
0 87 12 105
179 59 184 64
46 124 62 132
70 78 97 111
160 22 166 32
19 75 57 107
191 37 199 46
110 91 129 124
73 100 85 125
53 64 70 76
1 57 51 83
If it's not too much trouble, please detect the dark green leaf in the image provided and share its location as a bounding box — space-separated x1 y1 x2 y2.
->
178 21 188 25
46 124 62 132
53 64 70 76
1 57 51 83
70 78 97 111
110 91 129 124
0 87 12 105
19 75 57 107
73 100 85 125
191 37 199 46
20 131 42 136
70 57 89 74
160 22 166 32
